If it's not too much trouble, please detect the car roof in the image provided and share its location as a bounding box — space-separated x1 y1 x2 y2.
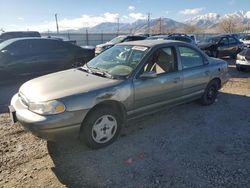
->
3 37 65 43
117 39 187 47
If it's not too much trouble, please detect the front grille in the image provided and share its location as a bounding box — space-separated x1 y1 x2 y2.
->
18 93 29 107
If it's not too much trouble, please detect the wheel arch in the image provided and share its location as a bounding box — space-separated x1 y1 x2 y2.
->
82 100 127 126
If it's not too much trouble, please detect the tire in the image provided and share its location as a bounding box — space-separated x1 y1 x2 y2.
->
80 107 122 149
200 80 219 106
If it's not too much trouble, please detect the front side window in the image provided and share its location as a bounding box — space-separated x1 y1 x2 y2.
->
220 37 229 46
178 46 204 69
86 45 148 78
142 47 177 75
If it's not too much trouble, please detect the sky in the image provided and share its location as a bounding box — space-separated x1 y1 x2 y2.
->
0 0 250 32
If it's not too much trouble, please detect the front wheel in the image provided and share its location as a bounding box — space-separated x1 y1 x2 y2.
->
200 80 219 105
80 107 122 149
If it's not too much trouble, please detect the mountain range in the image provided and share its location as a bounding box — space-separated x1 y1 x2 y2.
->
64 10 250 33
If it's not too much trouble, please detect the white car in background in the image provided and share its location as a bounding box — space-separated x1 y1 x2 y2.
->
240 35 250 48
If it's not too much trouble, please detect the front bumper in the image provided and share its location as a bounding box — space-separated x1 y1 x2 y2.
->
236 60 250 67
9 94 88 140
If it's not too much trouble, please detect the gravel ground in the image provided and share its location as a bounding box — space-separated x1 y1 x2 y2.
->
0 59 250 188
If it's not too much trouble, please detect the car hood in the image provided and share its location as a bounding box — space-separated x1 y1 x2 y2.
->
198 42 214 49
96 42 114 48
239 49 250 59
19 69 120 102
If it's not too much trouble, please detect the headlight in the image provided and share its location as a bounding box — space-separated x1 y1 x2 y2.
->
237 54 245 61
29 100 66 115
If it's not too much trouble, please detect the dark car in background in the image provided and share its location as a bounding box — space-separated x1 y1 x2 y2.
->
0 31 41 43
167 34 196 45
198 34 244 58
148 34 196 45
0 38 94 84
236 48 250 71
95 35 147 55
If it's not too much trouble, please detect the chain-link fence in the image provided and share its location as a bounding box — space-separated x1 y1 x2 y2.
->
41 32 250 47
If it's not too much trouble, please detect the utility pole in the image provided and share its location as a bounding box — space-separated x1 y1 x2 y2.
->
117 18 120 36
147 13 151 34
159 17 162 34
55 13 59 34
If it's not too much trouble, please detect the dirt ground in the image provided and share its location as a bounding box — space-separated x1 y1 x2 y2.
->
0 59 250 188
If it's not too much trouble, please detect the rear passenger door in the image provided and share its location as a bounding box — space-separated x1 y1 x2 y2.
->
29 40 72 74
217 37 229 57
228 37 239 55
178 46 210 99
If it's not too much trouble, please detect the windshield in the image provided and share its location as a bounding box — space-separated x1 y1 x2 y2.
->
109 36 126 44
204 37 220 43
85 45 148 78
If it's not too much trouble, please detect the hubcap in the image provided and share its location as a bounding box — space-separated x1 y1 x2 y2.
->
91 115 117 144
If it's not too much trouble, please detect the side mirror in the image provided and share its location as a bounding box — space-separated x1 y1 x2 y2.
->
139 71 157 79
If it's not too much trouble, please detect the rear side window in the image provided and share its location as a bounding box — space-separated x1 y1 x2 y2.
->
178 46 204 69
228 37 237 44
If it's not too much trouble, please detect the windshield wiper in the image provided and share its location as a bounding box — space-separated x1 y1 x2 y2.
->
88 66 114 79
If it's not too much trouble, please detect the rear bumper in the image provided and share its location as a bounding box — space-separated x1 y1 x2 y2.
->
10 93 88 140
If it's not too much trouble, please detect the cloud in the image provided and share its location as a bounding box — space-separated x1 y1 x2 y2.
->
179 8 204 15
17 17 24 20
129 13 146 20
18 12 120 31
128 5 136 11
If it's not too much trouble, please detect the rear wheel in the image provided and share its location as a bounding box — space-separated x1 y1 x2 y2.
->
200 80 219 105
80 107 122 149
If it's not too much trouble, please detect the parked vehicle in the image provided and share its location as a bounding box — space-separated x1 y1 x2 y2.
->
9 40 229 149
198 34 244 58
148 34 196 45
167 34 196 45
0 38 94 84
47 36 77 45
240 35 250 48
95 35 146 55
147 35 169 40
236 48 250 71
0 31 41 43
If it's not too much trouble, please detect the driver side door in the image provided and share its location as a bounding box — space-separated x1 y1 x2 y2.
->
132 46 183 115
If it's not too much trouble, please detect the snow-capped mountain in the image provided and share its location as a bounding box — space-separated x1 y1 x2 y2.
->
186 13 220 28
186 11 250 28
